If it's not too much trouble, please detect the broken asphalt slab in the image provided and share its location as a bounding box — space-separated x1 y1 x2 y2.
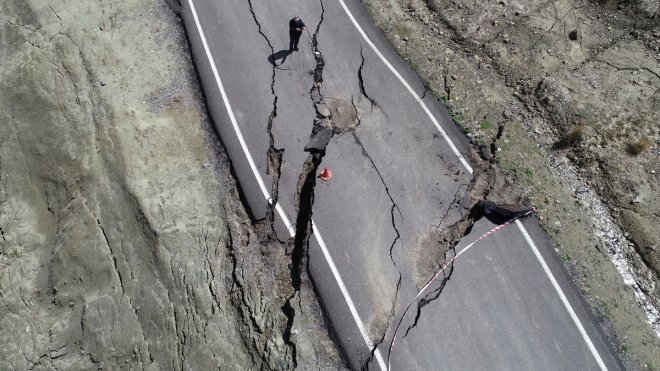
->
304 127 334 152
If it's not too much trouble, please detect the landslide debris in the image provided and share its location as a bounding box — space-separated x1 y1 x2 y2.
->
0 0 342 369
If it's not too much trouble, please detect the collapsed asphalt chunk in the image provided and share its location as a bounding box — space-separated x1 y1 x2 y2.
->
304 127 334 152
471 200 535 225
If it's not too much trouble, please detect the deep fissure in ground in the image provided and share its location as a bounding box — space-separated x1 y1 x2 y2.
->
283 1 329 367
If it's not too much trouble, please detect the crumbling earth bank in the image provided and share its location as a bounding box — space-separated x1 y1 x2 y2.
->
0 0 342 369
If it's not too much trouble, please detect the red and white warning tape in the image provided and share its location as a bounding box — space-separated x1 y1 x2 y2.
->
387 208 537 370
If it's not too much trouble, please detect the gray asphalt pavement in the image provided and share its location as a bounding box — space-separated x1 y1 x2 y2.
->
180 0 622 369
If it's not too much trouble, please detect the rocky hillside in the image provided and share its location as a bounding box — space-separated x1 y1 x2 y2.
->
365 0 659 368
0 0 342 369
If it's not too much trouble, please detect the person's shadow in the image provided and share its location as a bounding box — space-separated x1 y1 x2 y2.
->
268 49 290 67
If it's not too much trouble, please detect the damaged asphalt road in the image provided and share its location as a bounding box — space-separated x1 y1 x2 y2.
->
180 0 622 369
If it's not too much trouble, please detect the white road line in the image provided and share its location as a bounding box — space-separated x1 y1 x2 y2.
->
313 222 388 370
335 0 473 175
185 1 387 370
186 0 295 237
516 220 608 371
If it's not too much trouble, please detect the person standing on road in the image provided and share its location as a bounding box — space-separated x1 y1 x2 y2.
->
289 16 306 52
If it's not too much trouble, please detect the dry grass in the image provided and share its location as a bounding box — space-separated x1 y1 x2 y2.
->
626 136 651 156
556 124 585 148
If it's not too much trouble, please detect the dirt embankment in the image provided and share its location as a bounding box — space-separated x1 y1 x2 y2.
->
365 0 659 368
0 0 342 369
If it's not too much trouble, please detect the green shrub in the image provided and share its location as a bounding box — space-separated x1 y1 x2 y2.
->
480 119 493 130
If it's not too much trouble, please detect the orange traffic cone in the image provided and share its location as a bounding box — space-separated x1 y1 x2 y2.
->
319 167 333 181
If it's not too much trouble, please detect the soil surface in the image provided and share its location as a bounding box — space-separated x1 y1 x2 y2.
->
364 0 659 368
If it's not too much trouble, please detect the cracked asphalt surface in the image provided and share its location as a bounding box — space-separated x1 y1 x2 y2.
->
180 0 623 369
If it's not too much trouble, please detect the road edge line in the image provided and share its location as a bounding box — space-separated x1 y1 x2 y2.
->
515 220 608 371
312 222 388 370
335 0 473 175
185 1 385 369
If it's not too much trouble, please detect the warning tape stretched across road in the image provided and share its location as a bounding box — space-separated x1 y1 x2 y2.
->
387 208 537 370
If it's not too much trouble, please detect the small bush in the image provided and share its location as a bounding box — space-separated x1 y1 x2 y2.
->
626 137 651 156
480 119 493 130
557 124 585 148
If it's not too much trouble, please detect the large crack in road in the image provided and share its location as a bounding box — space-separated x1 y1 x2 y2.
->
350 131 404 370
246 0 284 240
357 47 377 109
398 149 535 340
283 1 328 367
